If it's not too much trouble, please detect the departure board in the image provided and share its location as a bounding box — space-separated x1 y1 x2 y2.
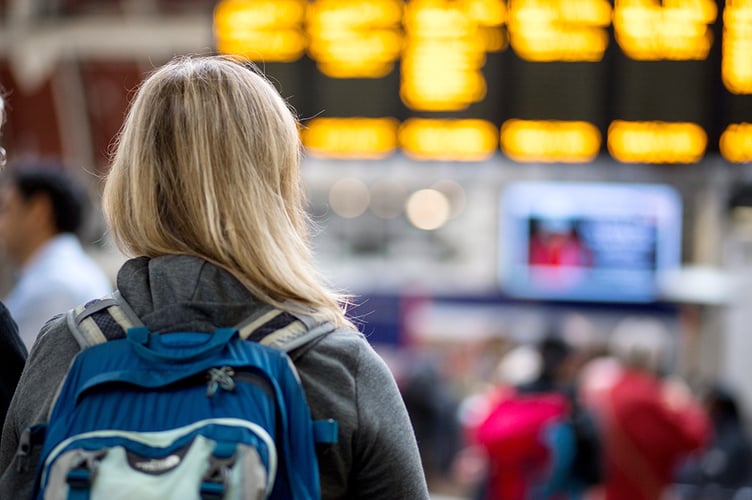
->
213 0 752 164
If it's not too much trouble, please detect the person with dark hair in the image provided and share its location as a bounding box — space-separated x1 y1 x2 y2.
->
0 94 28 429
0 162 112 350
474 335 603 499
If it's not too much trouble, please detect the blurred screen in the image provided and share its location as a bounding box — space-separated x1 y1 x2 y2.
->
499 182 682 302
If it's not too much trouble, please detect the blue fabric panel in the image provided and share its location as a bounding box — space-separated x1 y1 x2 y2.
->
313 419 339 445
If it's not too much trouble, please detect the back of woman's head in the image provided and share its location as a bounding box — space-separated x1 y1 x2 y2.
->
103 55 350 327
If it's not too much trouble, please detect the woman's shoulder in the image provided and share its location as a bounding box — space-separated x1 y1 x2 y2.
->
6 312 81 441
305 325 369 358
26 312 83 376
298 324 396 381
35 311 78 349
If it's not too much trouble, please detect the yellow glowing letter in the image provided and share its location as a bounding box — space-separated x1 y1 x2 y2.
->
302 118 400 159
307 0 403 78
607 120 707 163
214 0 307 61
401 0 506 111
613 0 717 60
507 0 612 62
721 123 752 163
500 120 602 162
399 118 499 161
723 0 752 94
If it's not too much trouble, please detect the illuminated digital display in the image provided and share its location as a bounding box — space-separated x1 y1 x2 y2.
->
214 0 752 164
500 182 683 302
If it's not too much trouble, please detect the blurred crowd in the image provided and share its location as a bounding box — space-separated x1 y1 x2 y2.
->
395 316 752 500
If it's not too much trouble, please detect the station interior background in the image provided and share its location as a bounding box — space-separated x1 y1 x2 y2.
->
3 0 752 495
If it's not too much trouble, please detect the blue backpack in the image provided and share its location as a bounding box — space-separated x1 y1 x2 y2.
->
32 293 338 500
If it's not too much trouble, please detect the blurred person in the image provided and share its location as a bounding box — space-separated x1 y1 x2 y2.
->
400 351 463 493
0 161 112 350
581 316 711 500
0 302 25 428
0 55 429 499
0 94 28 428
451 341 542 497
461 343 547 499
470 335 602 500
516 336 604 499
675 384 752 499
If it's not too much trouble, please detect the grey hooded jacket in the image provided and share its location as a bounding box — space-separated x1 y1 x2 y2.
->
0 255 429 499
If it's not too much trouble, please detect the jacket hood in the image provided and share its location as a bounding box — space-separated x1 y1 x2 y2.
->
116 255 267 334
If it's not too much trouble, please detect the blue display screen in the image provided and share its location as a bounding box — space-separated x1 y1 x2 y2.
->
500 182 682 303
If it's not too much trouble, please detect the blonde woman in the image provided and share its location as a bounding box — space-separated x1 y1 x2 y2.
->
0 56 429 499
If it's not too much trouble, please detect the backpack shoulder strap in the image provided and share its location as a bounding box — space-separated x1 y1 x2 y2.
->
66 291 144 349
235 304 334 353
236 304 338 444
67 293 334 353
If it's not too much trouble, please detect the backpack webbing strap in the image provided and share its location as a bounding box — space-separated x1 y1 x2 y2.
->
237 306 334 353
235 307 287 340
265 321 335 353
54 292 142 420
66 291 144 349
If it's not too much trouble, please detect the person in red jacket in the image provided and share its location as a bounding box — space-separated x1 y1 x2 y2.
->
581 317 711 500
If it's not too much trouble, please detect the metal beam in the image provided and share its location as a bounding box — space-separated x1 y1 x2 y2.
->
1 14 213 90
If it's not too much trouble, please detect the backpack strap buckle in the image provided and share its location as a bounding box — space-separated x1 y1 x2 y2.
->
200 447 236 500
66 449 107 489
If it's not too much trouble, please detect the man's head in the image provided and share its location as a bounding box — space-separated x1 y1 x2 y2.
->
0 162 87 265
538 335 573 381
609 316 671 374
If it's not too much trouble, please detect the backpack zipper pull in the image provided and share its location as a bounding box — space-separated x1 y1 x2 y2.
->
15 426 34 473
206 366 236 397
15 424 47 472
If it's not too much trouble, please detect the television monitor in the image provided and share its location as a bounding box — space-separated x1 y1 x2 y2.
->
499 181 682 303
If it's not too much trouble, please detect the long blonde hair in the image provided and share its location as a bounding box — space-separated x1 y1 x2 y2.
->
103 55 352 328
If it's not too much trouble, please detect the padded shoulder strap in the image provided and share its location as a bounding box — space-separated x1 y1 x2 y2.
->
235 305 334 353
66 291 144 349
